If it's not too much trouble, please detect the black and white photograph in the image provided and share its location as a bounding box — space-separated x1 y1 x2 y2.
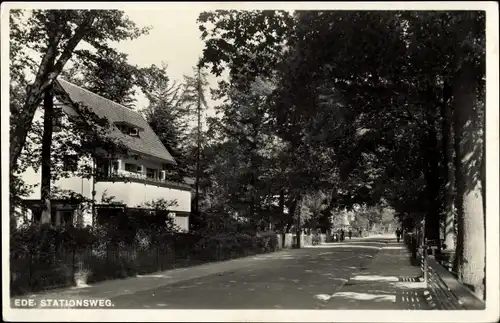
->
1 2 499 322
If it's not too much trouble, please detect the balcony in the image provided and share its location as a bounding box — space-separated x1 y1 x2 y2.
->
94 171 192 212
96 170 191 190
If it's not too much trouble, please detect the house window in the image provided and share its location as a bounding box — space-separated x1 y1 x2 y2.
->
63 154 78 172
32 208 42 223
125 163 136 172
146 168 158 180
95 159 110 178
60 210 74 227
112 161 119 173
125 163 143 174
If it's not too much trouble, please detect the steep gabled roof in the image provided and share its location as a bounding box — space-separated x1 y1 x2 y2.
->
55 78 176 165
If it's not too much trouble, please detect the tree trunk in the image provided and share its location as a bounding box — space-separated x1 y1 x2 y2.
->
279 190 285 218
279 190 286 246
285 196 298 233
75 206 84 228
296 197 302 248
423 105 441 243
40 85 55 226
480 122 486 229
441 81 456 251
452 60 485 300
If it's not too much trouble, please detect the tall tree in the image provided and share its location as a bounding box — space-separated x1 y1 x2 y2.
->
9 9 149 172
450 12 486 299
440 80 456 250
139 63 189 181
181 62 210 217
196 9 487 285
61 47 141 108
9 9 38 225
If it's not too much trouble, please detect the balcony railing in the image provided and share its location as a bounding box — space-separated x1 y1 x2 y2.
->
95 171 191 191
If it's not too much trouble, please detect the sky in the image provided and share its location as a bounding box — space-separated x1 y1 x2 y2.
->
113 9 222 118
116 9 206 86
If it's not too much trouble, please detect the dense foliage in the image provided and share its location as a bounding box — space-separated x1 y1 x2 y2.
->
193 10 485 297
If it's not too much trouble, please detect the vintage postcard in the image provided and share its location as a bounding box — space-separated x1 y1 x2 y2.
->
1 1 499 322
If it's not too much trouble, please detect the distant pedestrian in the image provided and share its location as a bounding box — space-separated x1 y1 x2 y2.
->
396 228 401 242
340 229 345 242
359 229 362 237
348 229 352 240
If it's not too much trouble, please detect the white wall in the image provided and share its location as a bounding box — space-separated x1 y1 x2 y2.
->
95 181 191 211
173 215 189 232
22 167 94 200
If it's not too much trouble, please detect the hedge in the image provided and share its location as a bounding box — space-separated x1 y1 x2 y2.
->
10 226 280 296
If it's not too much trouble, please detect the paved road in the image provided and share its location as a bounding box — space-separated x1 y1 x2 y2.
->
111 238 388 309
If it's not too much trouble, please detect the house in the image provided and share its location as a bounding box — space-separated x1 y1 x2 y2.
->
18 78 192 232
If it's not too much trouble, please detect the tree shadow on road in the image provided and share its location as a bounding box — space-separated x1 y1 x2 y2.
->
326 285 431 310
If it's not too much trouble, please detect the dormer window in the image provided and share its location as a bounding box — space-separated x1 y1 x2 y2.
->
115 121 143 138
129 127 139 137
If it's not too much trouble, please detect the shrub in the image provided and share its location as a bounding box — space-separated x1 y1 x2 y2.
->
74 268 91 286
191 232 278 262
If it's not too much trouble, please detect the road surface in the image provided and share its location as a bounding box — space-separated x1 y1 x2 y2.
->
110 238 388 309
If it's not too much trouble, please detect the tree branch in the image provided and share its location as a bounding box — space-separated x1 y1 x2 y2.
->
10 11 99 171
43 11 99 90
